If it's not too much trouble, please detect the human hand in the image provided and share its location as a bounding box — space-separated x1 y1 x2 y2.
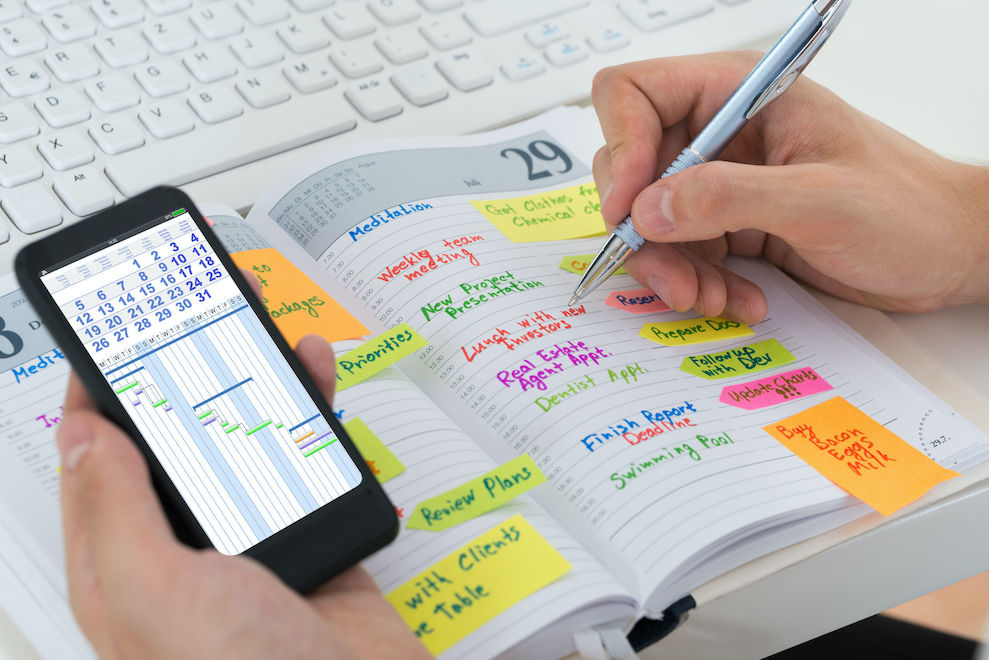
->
591 52 989 321
55 333 428 660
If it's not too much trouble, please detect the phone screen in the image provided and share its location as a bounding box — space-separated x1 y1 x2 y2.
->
39 209 362 555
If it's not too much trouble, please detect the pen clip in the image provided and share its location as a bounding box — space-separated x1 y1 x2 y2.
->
745 0 852 119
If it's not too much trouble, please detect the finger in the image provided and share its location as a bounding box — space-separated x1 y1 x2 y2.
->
295 335 337 405
630 161 852 246
240 267 263 301
64 371 97 413
621 242 698 313
718 265 769 323
57 410 181 606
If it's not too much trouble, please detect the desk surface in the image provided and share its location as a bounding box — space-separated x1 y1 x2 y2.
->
3 1 988 658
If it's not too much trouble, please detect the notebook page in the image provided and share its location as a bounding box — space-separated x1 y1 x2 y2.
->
245 108 989 609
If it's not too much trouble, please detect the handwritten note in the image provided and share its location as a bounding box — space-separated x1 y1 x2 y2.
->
336 323 428 391
559 254 627 276
763 396 960 516
406 455 546 531
386 514 571 655
640 317 754 347
680 338 795 379
603 288 670 313
344 418 404 484
720 367 832 410
229 248 368 346
471 182 606 242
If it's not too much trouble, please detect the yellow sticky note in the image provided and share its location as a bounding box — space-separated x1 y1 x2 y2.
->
763 396 960 516
229 248 368 346
471 182 606 242
344 418 404 484
386 514 570 655
406 455 546 531
559 254 628 276
336 323 428 391
640 317 754 346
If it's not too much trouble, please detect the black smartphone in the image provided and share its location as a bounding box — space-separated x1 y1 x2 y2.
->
15 187 397 592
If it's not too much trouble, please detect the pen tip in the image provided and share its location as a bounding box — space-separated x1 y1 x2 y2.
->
568 294 579 307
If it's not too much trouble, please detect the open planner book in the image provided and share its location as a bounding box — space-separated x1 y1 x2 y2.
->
2 106 989 660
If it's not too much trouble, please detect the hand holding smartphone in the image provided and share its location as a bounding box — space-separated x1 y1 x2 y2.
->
16 187 397 592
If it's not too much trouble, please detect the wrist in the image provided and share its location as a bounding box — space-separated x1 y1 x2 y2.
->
949 163 989 306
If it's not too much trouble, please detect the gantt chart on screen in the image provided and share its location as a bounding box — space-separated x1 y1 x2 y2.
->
41 211 361 555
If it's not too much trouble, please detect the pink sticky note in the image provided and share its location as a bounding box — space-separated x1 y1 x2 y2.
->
719 367 833 410
604 289 671 313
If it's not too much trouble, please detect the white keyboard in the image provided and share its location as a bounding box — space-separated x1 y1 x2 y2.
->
0 0 797 273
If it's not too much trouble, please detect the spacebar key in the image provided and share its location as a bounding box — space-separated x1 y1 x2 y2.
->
105 100 357 197
464 0 590 36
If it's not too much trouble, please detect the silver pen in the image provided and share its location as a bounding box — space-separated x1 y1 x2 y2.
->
569 0 852 307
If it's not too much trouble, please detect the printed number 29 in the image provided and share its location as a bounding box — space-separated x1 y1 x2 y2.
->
501 140 573 181
0 316 24 359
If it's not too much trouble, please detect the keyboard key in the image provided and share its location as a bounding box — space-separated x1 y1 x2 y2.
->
138 99 194 138
525 21 566 47
0 18 48 57
188 86 243 123
190 3 243 39
417 0 462 10
0 2 22 23
419 16 471 50
544 39 588 66
367 0 419 26
0 144 43 186
35 88 91 127
53 166 115 216
345 77 402 121
1 184 62 233
323 5 375 39
236 0 289 25
329 43 383 78
390 61 447 106
106 98 357 196
588 26 630 53
89 115 145 154
38 129 95 170
45 43 101 82
134 59 189 96
0 103 41 143
618 0 714 31
289 0 334 10
85 73 141 112
235 70 292 108
183 46 238 82
90 0 145 29
142 16 197 53
435 50 491 91
277 19 331 54
283 57 337 93
501 54 545 81
464 0 588 37
230 32 284 68
143 0 191 15
94 31 148 67
0 60 50 98
41 6 97 42
375 29 428 64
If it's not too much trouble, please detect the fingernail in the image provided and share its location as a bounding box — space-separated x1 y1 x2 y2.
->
648 276 672 307
599 184 612 211
636 186 675 233
56 416 93 472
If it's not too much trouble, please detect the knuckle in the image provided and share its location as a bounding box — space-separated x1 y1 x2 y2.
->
674 162 736 223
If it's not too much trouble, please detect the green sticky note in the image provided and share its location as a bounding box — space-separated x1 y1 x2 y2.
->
559 254 627 276
336 323 428 391
680 338 796 380
406 455 547 532
345 418 404 484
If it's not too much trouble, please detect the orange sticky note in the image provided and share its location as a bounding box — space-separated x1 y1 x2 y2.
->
229 248 368 346
764 396 959 516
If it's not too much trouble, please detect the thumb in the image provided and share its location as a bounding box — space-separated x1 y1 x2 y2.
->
57 410 179 598
630 160 846 245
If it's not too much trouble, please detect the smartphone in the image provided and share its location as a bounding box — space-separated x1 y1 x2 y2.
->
15 187 397 592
